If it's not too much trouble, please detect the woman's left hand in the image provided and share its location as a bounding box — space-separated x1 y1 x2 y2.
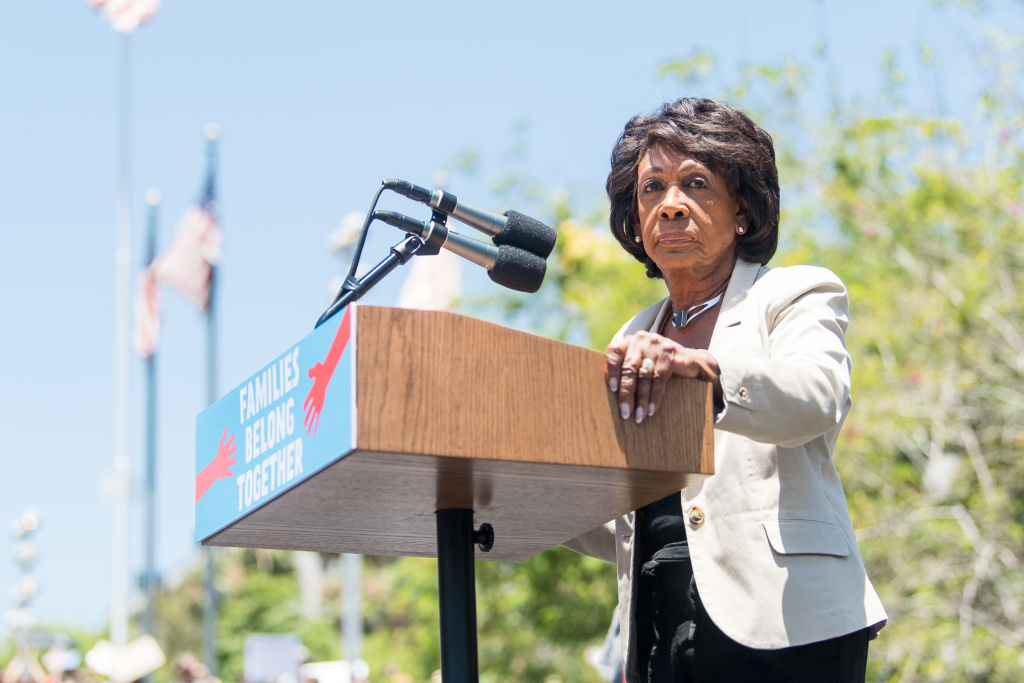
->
605 331 722 424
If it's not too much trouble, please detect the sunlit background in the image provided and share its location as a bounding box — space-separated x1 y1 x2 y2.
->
2 1 1022 680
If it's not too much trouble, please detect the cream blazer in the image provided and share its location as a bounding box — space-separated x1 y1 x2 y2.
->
565 259 887 672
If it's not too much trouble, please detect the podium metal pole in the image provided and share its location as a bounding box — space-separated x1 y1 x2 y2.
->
436 508 480 682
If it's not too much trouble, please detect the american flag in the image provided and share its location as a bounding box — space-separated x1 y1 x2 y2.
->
153 203 221 312
133 266 160 358
132 200 220 358
88 0 160 34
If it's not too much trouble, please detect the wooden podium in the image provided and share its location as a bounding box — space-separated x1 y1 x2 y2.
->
196 306 714 681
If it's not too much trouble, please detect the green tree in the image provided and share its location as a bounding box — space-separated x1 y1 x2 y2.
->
800 101 1024 680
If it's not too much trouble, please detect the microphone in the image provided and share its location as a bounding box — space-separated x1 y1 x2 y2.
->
382 179 556 259
372 210 547 293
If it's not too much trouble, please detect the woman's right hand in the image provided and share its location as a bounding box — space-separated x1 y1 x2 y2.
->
605 331 721 424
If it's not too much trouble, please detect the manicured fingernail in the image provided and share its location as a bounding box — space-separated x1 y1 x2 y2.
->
649 403 656 417
609 377 618 392
620 402 630 420
635 405 645 424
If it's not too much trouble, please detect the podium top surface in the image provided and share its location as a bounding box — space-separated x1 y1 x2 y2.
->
197 305 713 561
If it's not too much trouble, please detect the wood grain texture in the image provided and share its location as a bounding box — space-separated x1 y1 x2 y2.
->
354 306 714 474
205 306 714 560
205 450 707 561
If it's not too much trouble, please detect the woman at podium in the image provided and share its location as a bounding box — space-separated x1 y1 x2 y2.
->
566 98 886 682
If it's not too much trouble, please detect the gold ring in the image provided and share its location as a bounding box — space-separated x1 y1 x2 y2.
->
640 358 655 373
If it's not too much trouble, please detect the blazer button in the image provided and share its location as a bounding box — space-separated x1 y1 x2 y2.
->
738 387 750 401
687 506 705 527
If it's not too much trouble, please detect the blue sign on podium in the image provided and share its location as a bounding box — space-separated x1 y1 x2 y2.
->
195 307 356 542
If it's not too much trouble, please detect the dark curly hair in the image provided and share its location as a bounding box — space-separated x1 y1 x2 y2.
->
606 97 779 278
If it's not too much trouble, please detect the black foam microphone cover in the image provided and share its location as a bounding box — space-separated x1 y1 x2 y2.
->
497 211 557 259
488 245 547 293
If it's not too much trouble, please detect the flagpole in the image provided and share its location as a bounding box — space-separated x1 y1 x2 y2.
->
142 188 161 644
202 123 221 675
110 30 133 651
342 553 362 681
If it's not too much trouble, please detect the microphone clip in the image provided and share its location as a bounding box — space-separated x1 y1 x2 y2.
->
415 209 450 256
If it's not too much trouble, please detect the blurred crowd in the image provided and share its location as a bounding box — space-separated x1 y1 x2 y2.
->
1 644 378 683
1 644 217 683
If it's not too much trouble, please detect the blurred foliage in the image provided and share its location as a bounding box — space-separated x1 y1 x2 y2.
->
794 106 1024 680
529 21 1024 682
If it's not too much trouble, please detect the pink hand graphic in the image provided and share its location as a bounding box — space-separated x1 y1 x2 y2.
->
303 307 352 436
303 361 331 436
196 428 237 503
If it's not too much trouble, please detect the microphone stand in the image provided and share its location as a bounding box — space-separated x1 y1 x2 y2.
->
315 233 426 328
316 188 450 328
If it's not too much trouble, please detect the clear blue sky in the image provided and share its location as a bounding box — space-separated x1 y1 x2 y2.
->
0 0 1019 634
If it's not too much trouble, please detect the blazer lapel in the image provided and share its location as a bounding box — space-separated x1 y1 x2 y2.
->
709 259 763 354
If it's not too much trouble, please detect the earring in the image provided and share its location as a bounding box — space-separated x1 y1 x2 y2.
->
736 225 747 235
634 234 642 243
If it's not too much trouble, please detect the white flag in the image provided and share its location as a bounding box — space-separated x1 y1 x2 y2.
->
88 0 159 34
396 250 463 311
